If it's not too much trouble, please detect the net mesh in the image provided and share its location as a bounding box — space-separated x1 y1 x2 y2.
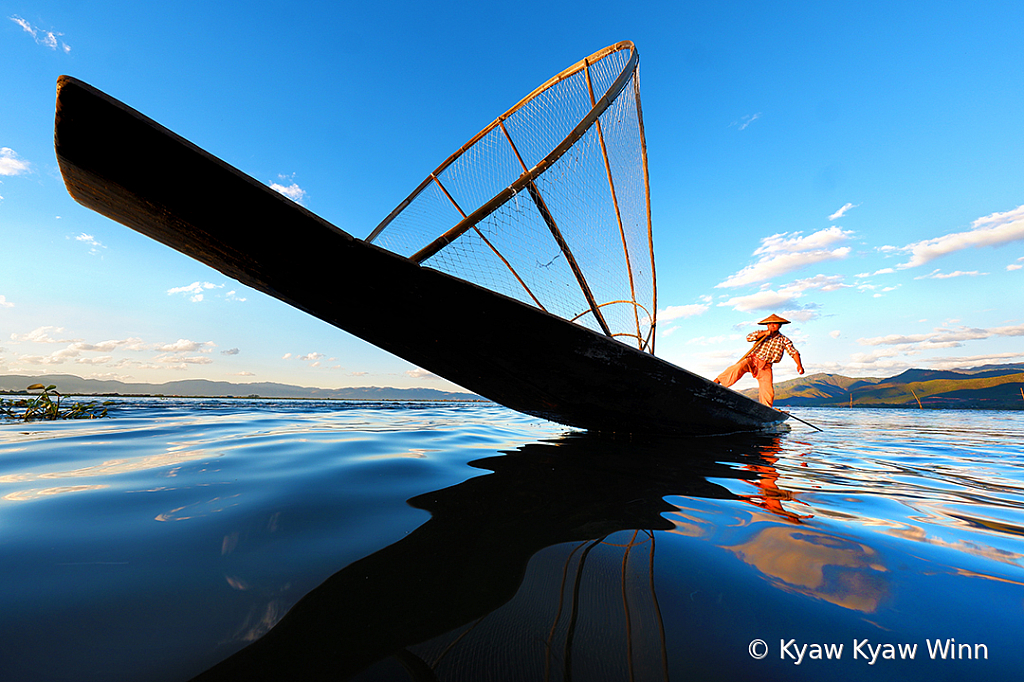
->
368 42 656 351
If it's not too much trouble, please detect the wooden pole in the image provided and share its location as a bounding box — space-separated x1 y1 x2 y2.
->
778 410 824 432
910 388 923 409
634 73 656 355
584 59 642 350
526 182 614 338
737 331 773 364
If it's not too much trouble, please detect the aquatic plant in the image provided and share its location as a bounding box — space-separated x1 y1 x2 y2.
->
0 384 111 421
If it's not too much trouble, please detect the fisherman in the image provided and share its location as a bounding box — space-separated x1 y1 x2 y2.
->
714 314 804 407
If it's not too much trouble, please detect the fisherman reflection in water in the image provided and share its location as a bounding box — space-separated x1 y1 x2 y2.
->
714 314 804 407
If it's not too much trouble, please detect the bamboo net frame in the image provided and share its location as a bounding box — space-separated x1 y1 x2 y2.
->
367 41 657 353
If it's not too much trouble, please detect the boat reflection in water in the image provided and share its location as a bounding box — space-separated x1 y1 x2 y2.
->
190 430 847 681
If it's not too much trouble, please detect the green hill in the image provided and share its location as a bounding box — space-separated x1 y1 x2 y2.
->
741 364 1024 409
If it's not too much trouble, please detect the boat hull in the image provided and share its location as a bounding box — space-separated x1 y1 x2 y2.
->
53 76 786 436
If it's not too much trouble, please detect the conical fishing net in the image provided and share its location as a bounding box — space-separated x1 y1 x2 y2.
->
367 41 657 353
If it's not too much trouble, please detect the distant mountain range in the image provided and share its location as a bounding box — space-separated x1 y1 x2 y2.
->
0 374 481 402
6 364 1023 409
741 363 1024 409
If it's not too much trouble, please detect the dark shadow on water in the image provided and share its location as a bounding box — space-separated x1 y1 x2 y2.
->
190 430 792 681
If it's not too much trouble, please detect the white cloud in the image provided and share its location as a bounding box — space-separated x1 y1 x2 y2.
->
119 338 149 351
659 326 679 338
70 338 146 353
718 274 848 312
10 326 78 344
221 348 240 356
753 227 851 256
157 355 214 366
17 340 123 364
8 15 30 32
913 269 987 280
167 281 223 302
829 330 841 339
896 204 1024 269
74 233 102 246
284 351 332 368
0 294 12 308
18 350 78 365
233 371 255 376
717 248 852 288
108 358 162 371
9 15 71 53
0 147 31 176
155 339 216 353
72 232 106 254
925 352 1024 370
786 274 849 293
717 227 853 288
858 323 1024 350
658 304 709 321
818 348 916 375
1008 257 1024 272
850 348 902 364
828 203 859 221
737 112 761 129
406 368 440 380
270 175 307 204
85 372 134 381
718 289 792 312
779 308 818 323
9 329 163 370
10 334 179 368
75 356 112 365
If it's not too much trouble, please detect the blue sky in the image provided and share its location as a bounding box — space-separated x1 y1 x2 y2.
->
2 1 1023 392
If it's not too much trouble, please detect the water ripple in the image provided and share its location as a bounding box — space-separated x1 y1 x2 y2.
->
2 401 1024 679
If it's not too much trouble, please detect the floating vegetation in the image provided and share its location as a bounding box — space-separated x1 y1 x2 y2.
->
0 384 112 421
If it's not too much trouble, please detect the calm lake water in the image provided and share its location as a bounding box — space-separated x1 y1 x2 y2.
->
2 399 1023 681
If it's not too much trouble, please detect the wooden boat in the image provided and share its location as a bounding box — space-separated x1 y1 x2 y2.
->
53 43 788 436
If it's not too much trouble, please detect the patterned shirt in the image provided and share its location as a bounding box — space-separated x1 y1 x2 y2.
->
746 330 799 364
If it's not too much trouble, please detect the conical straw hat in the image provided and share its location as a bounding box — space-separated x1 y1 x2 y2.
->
758 314 790 325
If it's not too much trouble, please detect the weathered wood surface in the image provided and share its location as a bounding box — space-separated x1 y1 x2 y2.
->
53 76 787 436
